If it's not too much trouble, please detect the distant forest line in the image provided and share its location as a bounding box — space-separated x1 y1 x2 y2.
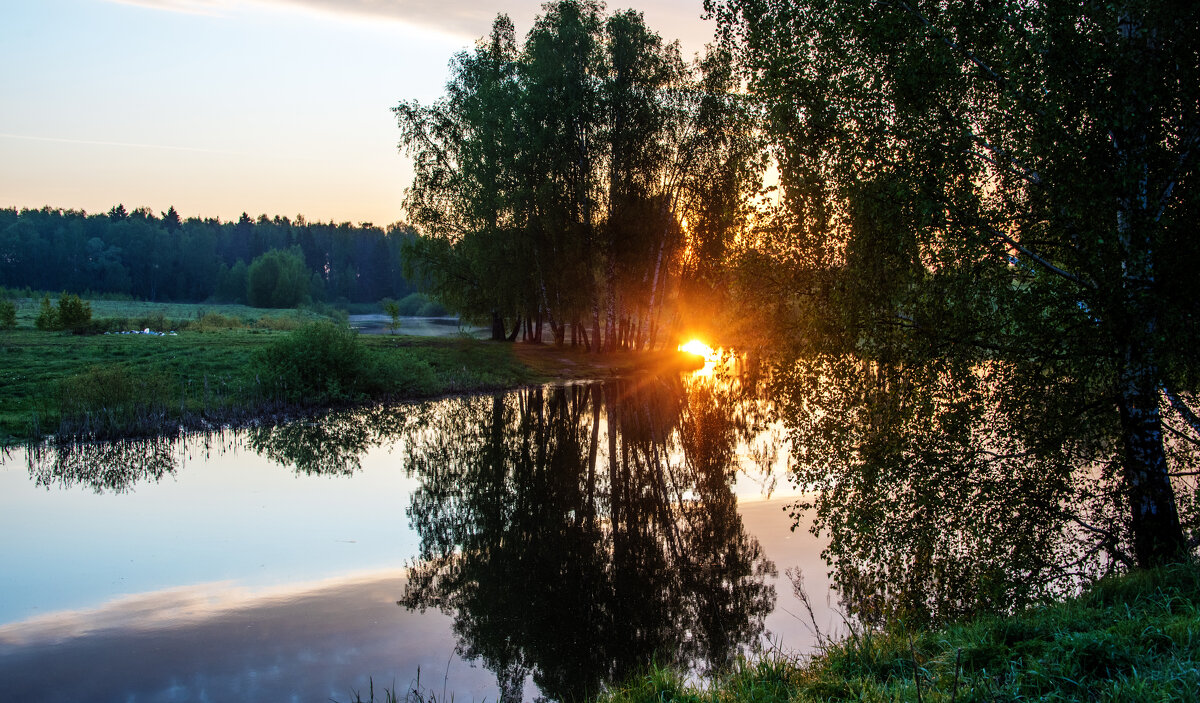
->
0 205 419 307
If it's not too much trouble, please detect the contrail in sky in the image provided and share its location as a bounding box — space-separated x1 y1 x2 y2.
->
0 132 243 155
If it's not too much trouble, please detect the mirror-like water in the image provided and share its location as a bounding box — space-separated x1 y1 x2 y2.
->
0 375 835 703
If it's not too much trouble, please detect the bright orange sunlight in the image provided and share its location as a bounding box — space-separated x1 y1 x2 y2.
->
678 339 717 360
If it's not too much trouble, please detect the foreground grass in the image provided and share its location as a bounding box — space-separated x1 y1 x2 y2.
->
602 562 1200 703
0 324 697 444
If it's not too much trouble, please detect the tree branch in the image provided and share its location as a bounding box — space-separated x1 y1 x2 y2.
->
1153 125 1200 224
946 205 1095 288
1162 386 1200 439
968 133 1043 186
890 0 1008 87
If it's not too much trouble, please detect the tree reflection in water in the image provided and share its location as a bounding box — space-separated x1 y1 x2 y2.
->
25 435 185 493
247 405 413 476
775 354 1200 627
400 376 777 702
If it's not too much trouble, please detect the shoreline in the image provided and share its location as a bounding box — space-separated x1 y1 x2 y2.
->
1 327 703 446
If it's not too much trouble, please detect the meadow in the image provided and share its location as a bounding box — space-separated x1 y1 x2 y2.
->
0 298 695 444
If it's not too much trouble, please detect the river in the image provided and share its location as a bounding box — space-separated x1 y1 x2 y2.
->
0 373 838 702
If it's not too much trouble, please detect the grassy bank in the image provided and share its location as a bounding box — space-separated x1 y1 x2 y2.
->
600 562 1200 703
0 316 698 444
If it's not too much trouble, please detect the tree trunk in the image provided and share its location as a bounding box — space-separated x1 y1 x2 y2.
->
605 260 617 353
491 310 506 341
1110 4 1186 568
1117 344 1187 567
507 316 521 342
591 300 603 354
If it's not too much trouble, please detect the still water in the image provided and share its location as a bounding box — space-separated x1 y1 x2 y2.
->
0 375 836 702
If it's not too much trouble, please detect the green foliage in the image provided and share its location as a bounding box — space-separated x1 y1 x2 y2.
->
249 321 441 404
396 2 762 347
35 294 56 330
599 563 1200 703
391 292 446 317
57 364 175 437
382 298 402 333
33 292 93 332
0 298 16 330
712 0 1200 587
246 247 310 308
55 292 92 333
214 260 248 304
251 321 372 404
0 206 419 306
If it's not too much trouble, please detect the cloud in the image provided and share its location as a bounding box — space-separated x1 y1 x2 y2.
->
281 0 508 38
0 568 409 647
101 0 715 53
272 0 715 51
0 569 499 703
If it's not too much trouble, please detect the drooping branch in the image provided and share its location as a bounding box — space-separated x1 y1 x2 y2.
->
945 205 1095 288
888 0 1009 88
968 132 1043 186
1161 385 1200 440
1152 125 1200 224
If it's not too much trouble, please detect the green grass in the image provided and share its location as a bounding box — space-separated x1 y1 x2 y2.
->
600 562 1200 703
0 325 562 444
5 297 325 328
0 327 273 440
0 298 703 443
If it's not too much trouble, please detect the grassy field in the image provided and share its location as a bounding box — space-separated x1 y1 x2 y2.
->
6 296 326 329
594 562 1200 703
0 300 700 444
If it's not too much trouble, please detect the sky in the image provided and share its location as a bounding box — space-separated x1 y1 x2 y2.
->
0 0 717 227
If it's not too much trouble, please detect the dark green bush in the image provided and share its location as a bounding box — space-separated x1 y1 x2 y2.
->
393 292 448 317
0 298 15 330
56 293 92 333
34 292 94 333
35 294 57 330
374 349 438 396
251 321 372 404
57 364 177 436
251 321 442 405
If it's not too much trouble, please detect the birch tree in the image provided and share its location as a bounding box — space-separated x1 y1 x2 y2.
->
710 0 1200 572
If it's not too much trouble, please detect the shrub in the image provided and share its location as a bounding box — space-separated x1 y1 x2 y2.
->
35 294 57 330
133 311 169 332
0 298 15 330
375 349 438 396
253 315 302 331
34 292 93 333
57 293 92 332
382 299 402 333
57 364 176 436
251 321 372 404
417 298 447 316
186 312 244 332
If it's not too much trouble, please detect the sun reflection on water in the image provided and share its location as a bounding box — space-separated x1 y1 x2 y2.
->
678 339 722 376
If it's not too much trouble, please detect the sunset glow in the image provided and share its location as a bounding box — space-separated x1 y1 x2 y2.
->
678 339 716 360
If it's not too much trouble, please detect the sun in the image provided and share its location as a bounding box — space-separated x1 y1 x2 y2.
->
678 339 716 359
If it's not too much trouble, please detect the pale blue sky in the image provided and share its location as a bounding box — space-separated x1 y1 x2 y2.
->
0 0 714 226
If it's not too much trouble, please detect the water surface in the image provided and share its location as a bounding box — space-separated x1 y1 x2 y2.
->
0 376 834 702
